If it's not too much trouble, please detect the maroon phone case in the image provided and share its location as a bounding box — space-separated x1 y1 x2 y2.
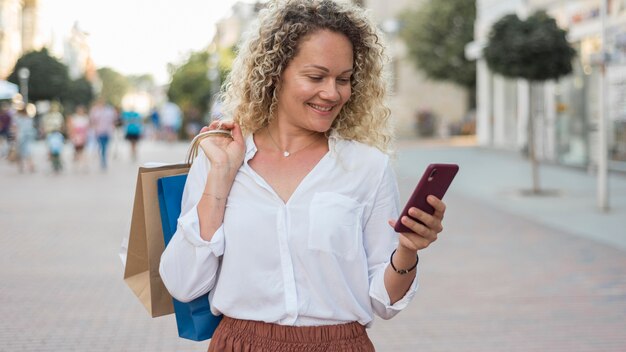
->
393 163 459 233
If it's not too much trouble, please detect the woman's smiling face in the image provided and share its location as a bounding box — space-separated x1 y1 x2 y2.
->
274 29 354 133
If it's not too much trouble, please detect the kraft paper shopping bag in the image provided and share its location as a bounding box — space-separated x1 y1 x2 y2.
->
123 163 190 318
158 173 222 341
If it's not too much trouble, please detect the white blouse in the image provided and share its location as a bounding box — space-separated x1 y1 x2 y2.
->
159 134 419 327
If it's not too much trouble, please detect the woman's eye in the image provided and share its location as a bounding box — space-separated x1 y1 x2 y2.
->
308 76 323 81
337 77 351 84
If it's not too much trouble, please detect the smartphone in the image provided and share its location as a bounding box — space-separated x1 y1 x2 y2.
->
394 163 459 233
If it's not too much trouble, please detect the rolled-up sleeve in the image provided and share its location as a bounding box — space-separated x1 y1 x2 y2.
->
363 160 419 320
159 154 224 303
369 264 419 319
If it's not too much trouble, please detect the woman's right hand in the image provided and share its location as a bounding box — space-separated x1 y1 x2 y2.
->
198 120 245 177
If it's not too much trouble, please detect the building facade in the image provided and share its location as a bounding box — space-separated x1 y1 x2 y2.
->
470 0 626 170
0 0 39 79
364 0 469 138
63 22 96 82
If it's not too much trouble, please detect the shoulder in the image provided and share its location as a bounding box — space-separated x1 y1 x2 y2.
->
330 137 392 186
332 137 389 167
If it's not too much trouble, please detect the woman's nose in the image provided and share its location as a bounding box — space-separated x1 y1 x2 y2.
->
319 80 341 101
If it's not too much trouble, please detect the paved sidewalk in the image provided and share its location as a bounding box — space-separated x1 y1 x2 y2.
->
0 139 624 351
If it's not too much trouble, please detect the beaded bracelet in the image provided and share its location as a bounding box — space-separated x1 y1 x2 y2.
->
390 249 419 275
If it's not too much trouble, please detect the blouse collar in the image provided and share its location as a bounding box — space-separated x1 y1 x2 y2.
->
244 130 342 163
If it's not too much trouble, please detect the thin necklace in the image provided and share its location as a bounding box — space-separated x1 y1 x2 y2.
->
266 127 322 157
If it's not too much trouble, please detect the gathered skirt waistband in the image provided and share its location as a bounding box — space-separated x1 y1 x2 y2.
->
207 316 376 352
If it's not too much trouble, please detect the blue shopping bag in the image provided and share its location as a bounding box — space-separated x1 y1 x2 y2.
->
157 173 222 341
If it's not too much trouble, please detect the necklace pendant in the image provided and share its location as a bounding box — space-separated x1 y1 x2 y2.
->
283 151 290 157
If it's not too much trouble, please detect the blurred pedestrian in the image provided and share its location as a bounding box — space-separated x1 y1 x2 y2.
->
159 101 182 142
40 102 66 172
160 1 448 351
46 130 64 174
89 99 117 171
121 109 143 161
0 101 13 159
40 101 65 136
148 107 161 140
68 105 90 172
14 106 36 173
184 107 202 140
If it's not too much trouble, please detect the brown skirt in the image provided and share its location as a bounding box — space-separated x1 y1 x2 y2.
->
207 316 376 352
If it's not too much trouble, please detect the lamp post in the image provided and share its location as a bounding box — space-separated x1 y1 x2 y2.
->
17 67 30 105
598 0 609 211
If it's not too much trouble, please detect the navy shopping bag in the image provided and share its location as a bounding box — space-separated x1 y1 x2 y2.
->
157 173 222 341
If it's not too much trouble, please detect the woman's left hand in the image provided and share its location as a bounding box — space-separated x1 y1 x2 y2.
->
388 195 446 252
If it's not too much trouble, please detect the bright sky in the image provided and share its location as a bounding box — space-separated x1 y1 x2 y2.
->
39 0 253 85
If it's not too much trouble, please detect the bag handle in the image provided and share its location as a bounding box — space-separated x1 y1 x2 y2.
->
185 129 233 165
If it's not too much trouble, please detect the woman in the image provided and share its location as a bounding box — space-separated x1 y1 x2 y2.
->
160 1 447 350
14 106 36 173
68 105 90 172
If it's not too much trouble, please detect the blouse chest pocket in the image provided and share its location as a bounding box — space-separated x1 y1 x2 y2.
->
308 192 364 260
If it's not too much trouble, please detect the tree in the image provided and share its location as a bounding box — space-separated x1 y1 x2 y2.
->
484 11 576 194
167 47 234 119
7 48 70 102
167 50 213 119
96 67 129 108
62 76 95 109
127 74 156 91
484 12 575 81
399 0 476 105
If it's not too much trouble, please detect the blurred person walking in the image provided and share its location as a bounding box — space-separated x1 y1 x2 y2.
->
46 130 64 174
89 99 117 171
14 106 36 173
121 109 143 161
148 107 161 140
0 101 13 159
68 105 90 172
40 102 66 173
40 102 65 136
184 107 202 140
159 101 182 142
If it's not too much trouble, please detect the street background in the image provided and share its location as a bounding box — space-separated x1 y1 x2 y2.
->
1 137 625 351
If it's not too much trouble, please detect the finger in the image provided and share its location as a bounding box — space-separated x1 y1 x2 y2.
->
201 120 235 139
389 219 433 251
400 215 438 240
407 208 443 233
216 119 236 129
389 217 427 238
200 126 211 133
208 120 224 130
230 122 245 145
427 195 446 220
399 232 434 251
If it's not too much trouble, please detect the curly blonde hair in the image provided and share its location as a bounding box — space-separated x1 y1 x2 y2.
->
219 0 394 152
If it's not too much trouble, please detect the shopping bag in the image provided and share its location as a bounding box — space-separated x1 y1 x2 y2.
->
123 163 190 317
158 174 222 341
